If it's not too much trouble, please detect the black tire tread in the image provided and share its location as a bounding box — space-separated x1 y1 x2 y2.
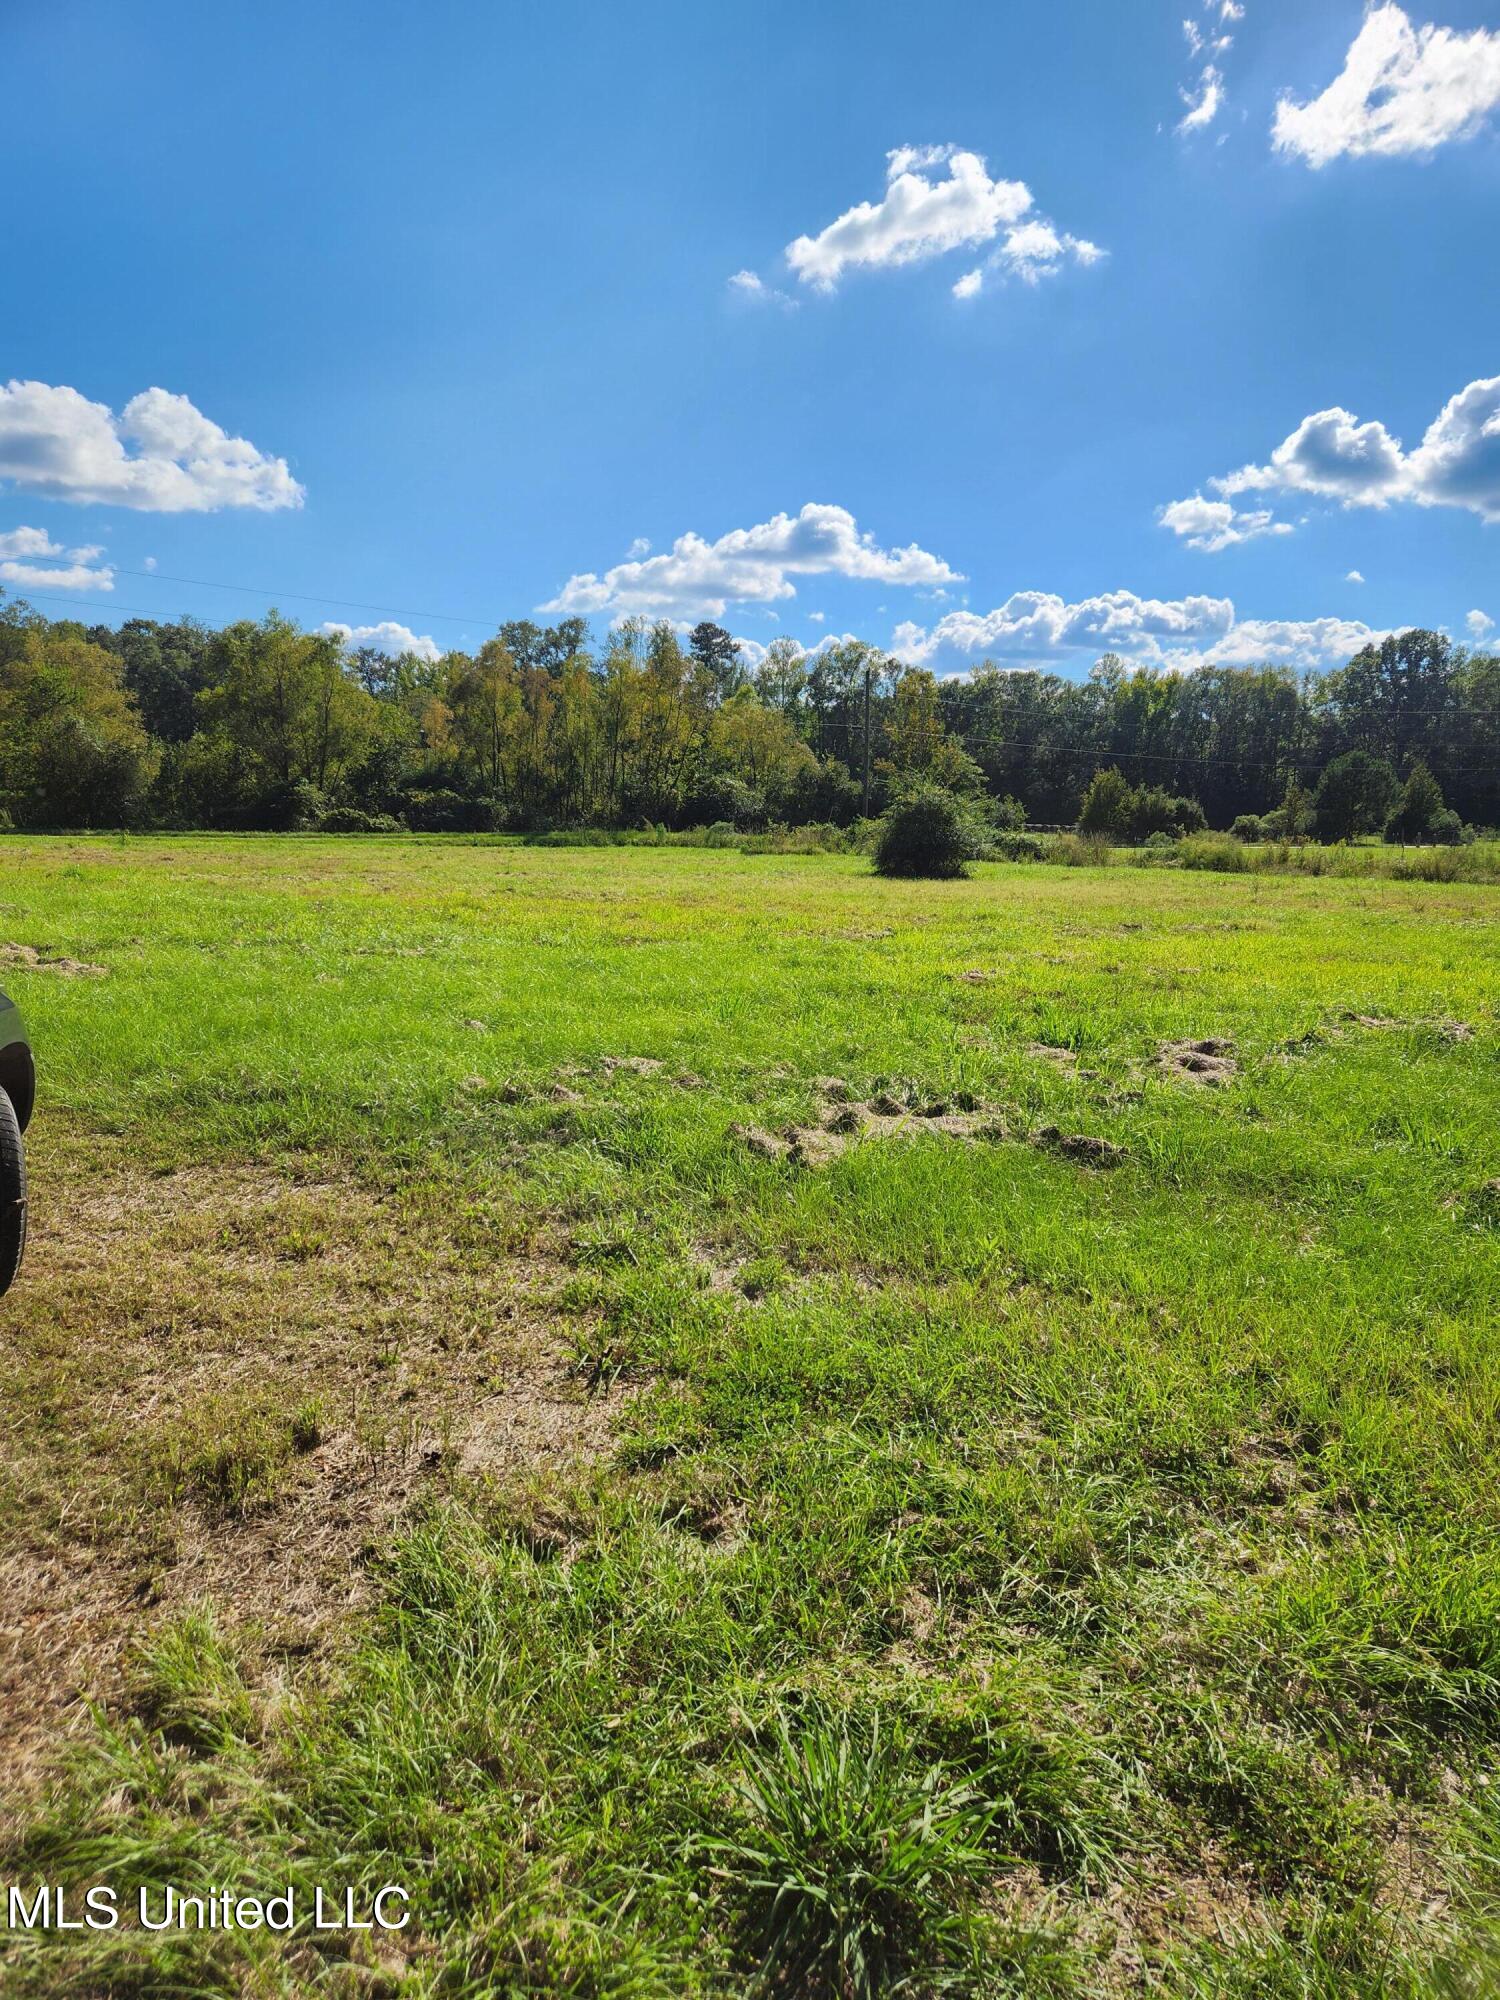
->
0 1085 27 1297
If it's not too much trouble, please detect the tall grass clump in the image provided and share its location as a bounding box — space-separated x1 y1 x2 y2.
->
1055 831 1113 868
712 1712 999 1997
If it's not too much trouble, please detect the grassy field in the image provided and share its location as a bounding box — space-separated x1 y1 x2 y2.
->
1 834 1498 1998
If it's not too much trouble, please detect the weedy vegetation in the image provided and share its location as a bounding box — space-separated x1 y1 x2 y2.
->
0 833 1497 1996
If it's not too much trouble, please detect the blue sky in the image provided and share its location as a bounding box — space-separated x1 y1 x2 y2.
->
3 0 1498 676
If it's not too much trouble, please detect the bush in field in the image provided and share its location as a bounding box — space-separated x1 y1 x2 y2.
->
713 1714 996 2000
874 784 986 879
1230 813 1268 843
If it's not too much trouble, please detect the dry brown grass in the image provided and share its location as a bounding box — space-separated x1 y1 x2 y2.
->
0 1121 623 1798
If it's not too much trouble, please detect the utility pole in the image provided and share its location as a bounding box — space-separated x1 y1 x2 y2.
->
861 660 873 816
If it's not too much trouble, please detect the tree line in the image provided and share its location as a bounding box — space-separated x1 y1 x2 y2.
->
0 591 1496 837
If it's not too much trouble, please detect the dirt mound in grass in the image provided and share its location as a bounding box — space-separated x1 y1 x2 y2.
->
732 1081 1124 1171
0 941 108 978
0 1126 620 1799
1160 1037 1237 1086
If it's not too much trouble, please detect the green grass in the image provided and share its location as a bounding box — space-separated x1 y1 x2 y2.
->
1 833 1498 1996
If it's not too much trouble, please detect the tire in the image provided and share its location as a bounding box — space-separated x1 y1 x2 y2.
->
0 1085 27 1298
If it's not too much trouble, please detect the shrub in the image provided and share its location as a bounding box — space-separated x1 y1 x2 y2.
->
993 831 1047 862
1056 831 1113 867
990 794 1027 833
712 1713 996 2000
873 784 986 879
1429 807 1466 846
247 779 328 832
400 789 498 834
1130 786 1206 839
1142 830 1178 852
1178 832 1248 873
320 807 402 833
1230 814 1268 843
680 773 767 831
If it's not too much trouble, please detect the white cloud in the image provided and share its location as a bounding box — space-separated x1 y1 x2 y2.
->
0 525 63 560
540 502 963 621
1346 569 1366 583
892 590 1388 674
323 621 442 663
0 380 303 512
995 219 1104 284
0 523 115 591
807 610 826 622
1176 374 1500 532
626 536 652 558
143 555 158 572
1159 494 1293 551
952 267 984 300
1177 0 1243 134
784 147 1100 294
1179 66 1225 132
892 589 1237 667
0 559 114 592
1468 608 1496 640
727 269 797 310
1274 5 1500 166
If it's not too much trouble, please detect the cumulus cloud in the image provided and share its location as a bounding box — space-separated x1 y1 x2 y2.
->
952 267 984 300
1469 608 1496 640
892 589 1236 667
727 269 797 310
891 590 1387 674
0 380 303 512
1166 374 1500 540
540 502 962 621
0 522 115 591
1274 5 1500 166
1347 569 1366 583
1159 494 1294 552
784 147 1100 294
323 621 442 662
0 525 64 560
0 559 114 592
995 219 1104 285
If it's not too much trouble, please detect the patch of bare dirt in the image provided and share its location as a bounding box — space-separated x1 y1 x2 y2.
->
0 1125 616 1800
1032 1125 1127 1169
1160 1037 1238 1086
1342 1013 1475 1042
1027 1042 1078 1069
731 1082 1125 1172
0 942 108 978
